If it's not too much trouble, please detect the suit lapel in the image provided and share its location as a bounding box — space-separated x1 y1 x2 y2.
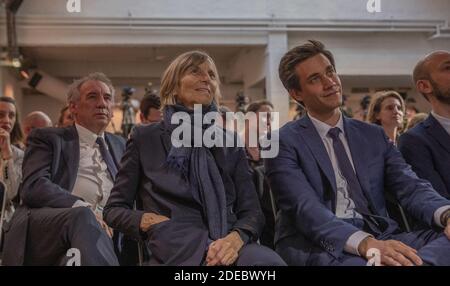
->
343 118 378 214
298 116 337 196
425 114 450 155
62 125 80 192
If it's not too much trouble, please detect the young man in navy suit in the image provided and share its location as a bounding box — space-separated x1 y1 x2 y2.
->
399 51 450 199
265 40 450 266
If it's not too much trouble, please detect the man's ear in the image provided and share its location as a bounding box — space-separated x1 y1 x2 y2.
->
69 101 77 117
416 79 433 96
289 89 304 107
139 112 145 123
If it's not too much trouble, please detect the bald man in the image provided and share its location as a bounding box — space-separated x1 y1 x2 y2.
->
22 111 53 145
399 51 450 199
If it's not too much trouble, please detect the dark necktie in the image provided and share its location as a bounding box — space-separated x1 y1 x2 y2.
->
327 127 371 215
96 137 118 179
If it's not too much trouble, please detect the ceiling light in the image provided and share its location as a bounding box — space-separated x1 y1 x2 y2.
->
11 57 22 68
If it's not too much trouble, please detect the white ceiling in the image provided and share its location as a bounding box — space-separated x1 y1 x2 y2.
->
19 45 259 88
21 46 247 63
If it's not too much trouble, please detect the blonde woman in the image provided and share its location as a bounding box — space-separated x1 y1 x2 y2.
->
104 51 286 266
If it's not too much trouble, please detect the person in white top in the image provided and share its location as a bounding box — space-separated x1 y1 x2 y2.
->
0 96 24 237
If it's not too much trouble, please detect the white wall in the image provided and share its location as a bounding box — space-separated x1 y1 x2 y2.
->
9 0 450 21
288 32 450 76
272 0 450 21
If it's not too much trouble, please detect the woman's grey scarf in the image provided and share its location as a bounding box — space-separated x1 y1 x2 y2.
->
163 103 227 240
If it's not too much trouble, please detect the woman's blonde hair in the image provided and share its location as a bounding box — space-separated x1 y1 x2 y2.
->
159 50 221 108
366 90 405 126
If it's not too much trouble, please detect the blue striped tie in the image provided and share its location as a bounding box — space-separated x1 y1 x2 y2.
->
328 127 371 215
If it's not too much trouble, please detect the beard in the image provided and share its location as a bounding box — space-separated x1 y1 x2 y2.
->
430 78 450 105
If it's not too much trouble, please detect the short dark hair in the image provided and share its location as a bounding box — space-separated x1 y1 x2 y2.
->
0 97 23 146
140 93 161 118
279 40 336 92
246 100 274 113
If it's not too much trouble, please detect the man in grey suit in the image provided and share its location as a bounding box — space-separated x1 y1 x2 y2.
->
1 72 125 266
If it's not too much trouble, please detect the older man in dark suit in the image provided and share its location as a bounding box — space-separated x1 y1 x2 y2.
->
2 72 125 266
399 51 450 199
